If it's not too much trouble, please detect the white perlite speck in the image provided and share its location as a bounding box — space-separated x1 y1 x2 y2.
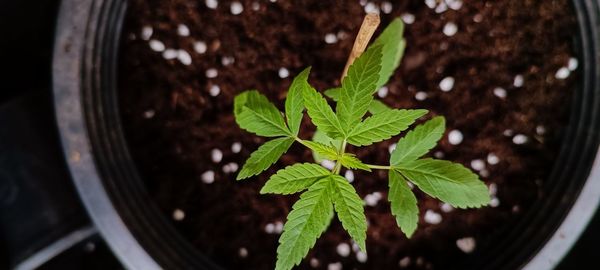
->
448 130 463 145
359 0 368 6
487 153 499 165
456 237 476 253
513 74 524 87
264 223 275 234
336 243 351 257
209 85 221 96
441 203 453 213
149 40 166 52
206 68 218 78
439 76 455 92
479 169 490 178
278 67 290 78
328 262 342 270
172 209 185 221
377 86 389 98
141 26 153 40
493 87 507 98
321 160 336 170
364 193 381 207
238 247 248 258
555 67 571 80
470 159 485 171
364 2 380 14
503 129 514 137
381 1 393 14
434 151 444 159
344 170 355 183
325 33 338 44
490 197 500 207
205 0 218 9
194 41 207 54
177 50 192 65
162 49 178 60
435 2 448 13
356 251 368 263
568 57 579 71
536 125 546 135
143 110 155 119
388 143 397 154
231 142 242 153
231 2 244 15
252 2 260 11
415 91 427 101
177 24 190 36
211 149 223 163
446 0 463 10
221 56 235 66
399 257 411 268
222 162 239 173
473 13 483 23
489 183 498 196
513 134 528 145
443 22 458 36
424 209 442 224
425 0 436 9
274 221 284 234
310 258 320 268
401 13 416 24
201 170 215 184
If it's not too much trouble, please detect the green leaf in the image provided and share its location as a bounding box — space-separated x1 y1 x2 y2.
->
325 87 390 115
303 140 339 161
339 154 371 172
390 116 445 165
286 67 311 136
237 137 295 180
388 170 418 237
311 129 342 163
371 18 406 89
261 163 331 195
235 90 292 137
347 109 428 146
336 45 383 134
330 175 367 251
303 84 345 139
395 159 490 208
276 178 334 270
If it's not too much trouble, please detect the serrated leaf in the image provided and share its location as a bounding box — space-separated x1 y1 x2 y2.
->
339 154 371 172
388 170 418 237
303 140 339 161
261 163 331 195
330 175 367 251
311 130 342 163
325 87 390 115
303 85 345 139
336 45 383 134
347 109 428 146
237 137 294 180
286 67 311 136
394 159 490 208
371 18 406 89
276 178 334 270
390 116 445 165
235 90 292 137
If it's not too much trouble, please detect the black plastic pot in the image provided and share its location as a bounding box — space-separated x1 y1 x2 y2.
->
52 0 600 269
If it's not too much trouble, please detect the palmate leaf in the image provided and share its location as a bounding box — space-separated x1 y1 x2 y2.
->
330 175 367 251
235 90 292 137
394 159 490 208
276 178 334 270
286 67 311 136
311 129 342 163
324 87 391 114
347 109 428 146
388 170 418 237
303 141 339 161
390 116 445 165
303 84 345 139
237 137 295 180
261 163 331 195
336 45 383 134
339 154 371 172
371 18 406 89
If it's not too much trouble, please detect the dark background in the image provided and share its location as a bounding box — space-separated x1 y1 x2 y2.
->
0 1 597 269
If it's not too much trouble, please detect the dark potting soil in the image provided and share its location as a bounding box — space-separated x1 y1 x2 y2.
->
118 1 578 269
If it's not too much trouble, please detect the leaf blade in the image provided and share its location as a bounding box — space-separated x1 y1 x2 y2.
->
286 67 311 136
235 90 292 137
395 159 490 208
348 109 428 146
237 137 295 180
311 129 342 163
331 175 368 251
303 85 345 139
261 163 331 195
339 154 371 172
371 18 406 89
388 170 419 237
390 116 445 165
303 140 339 161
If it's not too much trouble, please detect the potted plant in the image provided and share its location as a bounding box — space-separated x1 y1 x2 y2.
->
52 0 600 269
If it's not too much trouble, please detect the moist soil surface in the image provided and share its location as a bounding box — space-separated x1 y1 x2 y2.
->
118 1 578 269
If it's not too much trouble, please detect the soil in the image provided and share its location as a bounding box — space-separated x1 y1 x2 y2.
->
118 0 578 269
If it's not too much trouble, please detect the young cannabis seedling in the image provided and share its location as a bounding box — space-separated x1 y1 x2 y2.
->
233 17 490 270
